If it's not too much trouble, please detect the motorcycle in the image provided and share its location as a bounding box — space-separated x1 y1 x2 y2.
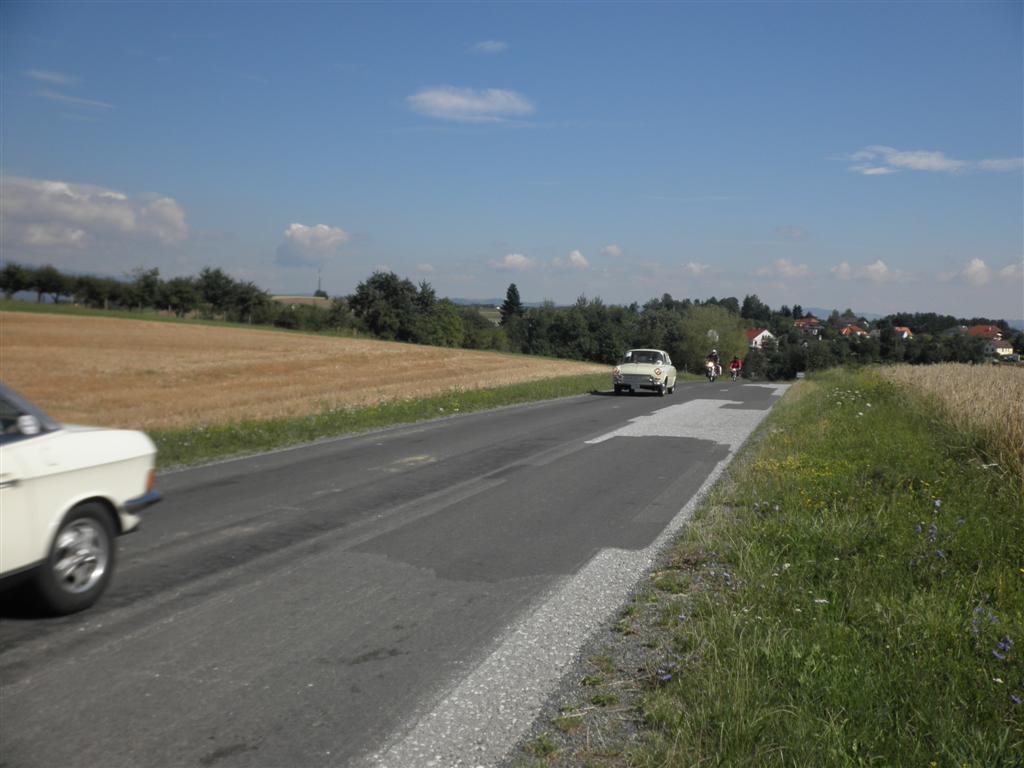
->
705 360 720 382
730 368 740 381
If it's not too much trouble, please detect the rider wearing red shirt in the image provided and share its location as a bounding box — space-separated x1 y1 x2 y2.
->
729 356 743 378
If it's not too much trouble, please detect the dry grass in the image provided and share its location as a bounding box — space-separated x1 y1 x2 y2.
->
0 312 605 429
880 363 1024 479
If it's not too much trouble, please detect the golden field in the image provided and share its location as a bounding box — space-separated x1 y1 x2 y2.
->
0 312 606 429
880 363 1024 479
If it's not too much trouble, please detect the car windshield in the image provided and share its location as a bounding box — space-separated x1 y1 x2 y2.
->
625 351 662 364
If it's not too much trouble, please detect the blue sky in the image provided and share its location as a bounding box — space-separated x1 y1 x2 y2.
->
2 1 1022 319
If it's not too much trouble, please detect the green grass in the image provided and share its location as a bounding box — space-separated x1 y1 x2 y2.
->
150 373 609 468
0 298 360 337
630 368 1023 766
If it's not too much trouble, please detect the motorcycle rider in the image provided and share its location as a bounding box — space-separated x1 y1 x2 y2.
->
729 355 743 380
705 349 721 378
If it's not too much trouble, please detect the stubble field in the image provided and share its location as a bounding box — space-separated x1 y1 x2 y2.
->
0 312 606 430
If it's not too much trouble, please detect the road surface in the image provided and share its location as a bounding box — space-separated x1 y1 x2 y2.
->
0 381 786 768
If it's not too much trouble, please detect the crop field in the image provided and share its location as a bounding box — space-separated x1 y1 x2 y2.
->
0 311 606 430
881 363 1024 481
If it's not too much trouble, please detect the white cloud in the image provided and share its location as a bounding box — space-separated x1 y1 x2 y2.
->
407 86 534 123
757 258 811 279
416 263 436 274
470 40 508 54
0 175 187 250
978 158 1024 172
38 89 113 109
830 259 907 283
683 262 710 276
601 244 623 258
567 249 588 269
998 261 1024 281
275 222 350 267
848 145 1022 175
552 250 589 269
864 259 898 282
962 258 992 287
942 258 1022 286
491 253 536 271
831 261 853 280
27 70 77 86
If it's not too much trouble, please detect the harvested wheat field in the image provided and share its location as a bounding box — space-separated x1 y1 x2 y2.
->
0 312 606 429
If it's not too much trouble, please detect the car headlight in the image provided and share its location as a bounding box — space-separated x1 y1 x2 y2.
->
654 368 662 377
613 367 620 375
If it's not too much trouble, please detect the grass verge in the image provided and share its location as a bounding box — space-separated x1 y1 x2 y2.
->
151 373 609 469
512 368 1023 766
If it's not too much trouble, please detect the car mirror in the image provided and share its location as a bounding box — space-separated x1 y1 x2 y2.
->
16 414 41 436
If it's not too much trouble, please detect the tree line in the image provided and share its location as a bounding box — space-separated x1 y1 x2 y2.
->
2 261 1019 377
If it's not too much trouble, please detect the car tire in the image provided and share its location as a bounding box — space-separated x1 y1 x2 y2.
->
614 385 622 394
668 380 675 394
31 502 116 615
658 383 666 396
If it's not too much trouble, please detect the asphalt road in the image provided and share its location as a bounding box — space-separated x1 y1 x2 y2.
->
0 381 786 768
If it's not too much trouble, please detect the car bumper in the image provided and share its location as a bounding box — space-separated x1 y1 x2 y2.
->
124 489 162 514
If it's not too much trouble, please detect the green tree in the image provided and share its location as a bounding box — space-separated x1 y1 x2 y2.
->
499 283 524 326
162 276 201 317
30 264 65 303
0 262 32 299
198 267 238 315
125 267 162 310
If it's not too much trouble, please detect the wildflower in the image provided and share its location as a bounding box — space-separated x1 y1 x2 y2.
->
935 550 946 559
782 562 791 570
993 650 1007 661
1011 693 1023 706
933 499 942 510
813 598 829 605
927 523 938 543
915 523 923 535
957 518 965 526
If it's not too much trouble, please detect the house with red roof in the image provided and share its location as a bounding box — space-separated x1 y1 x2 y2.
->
893 326 914 340
967 325 1014 357
840 324 868 338
746 328 776 348
793 317 822 336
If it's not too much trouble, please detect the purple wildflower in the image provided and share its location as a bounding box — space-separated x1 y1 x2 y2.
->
1011 694 1022 706
927 523 938 543
933 499 942 510
993 650 1007 661
915 523 923 535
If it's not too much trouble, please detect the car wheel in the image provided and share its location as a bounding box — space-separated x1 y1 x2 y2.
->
32 502 116 615
614 385 622 394
658 382 666 396
668 380 675 394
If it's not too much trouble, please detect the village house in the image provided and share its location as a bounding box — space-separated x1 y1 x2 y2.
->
793 317 822 337
967 325 1014 357
746 328 776 348
840 324 868 338
893 326 914 340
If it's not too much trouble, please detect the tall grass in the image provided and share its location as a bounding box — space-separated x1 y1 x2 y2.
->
880 363 1024 485
629 369 1023 766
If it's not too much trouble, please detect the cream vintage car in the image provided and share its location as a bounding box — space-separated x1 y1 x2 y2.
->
612 348 677 396
0 384 161 614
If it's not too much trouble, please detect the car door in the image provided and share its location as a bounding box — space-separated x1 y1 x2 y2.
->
0 437 42 574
